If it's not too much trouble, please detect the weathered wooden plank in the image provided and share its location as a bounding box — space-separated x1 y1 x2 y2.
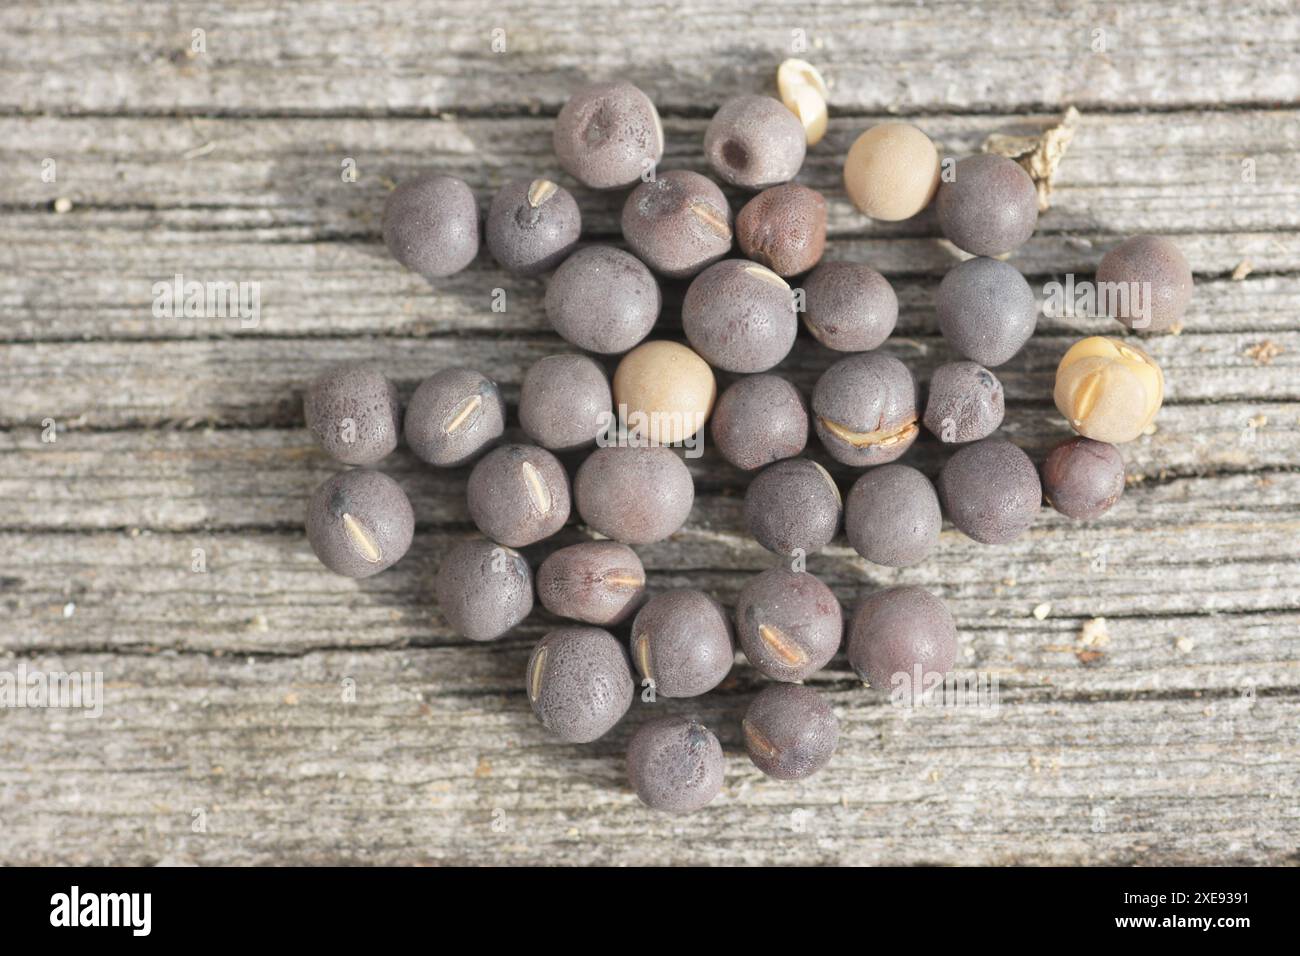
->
2 407 1294 530
2 1 1297 116
0 649 1295 865
1 332 1294 428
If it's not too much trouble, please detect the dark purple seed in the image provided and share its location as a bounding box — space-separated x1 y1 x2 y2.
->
485 178 581 276
682 258 798 373
812 352 920 467
306 469 414 578
1096 235 1193 332
845 464 941 568
743 684 839 780
466 444 571 548
744 458 842 558
434 537 534 642
630 590 734 698
544 245 661 354
519 353 612 452
1042 436 1126 520
735 183 827 278
536 541 646 626
626 716 724 812
936 153 1038 257
734 568 842 682
381 174 479 279
847 586 957 689
704 95 806 191
937 438 1042 544
936 257 1038 368
404 368 506 467
923 360 1005 444
621 170 733 280
526 626 633 742
801 261 898 352
574 446 694 545
710 374 808 471
553 81 663 190
303 362 401 466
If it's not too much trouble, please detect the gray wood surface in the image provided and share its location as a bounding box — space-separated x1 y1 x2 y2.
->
1 0 1298 866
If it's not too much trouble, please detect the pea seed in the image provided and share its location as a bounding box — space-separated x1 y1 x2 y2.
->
629 589 734 698
1042 436 1126 520
306 469 414 578
303 361 401 466
743 458 842 558
735 567 842 682
844 122 940 221
526 626 634 743
466 444 571 548
845 464 941 567
405 368 505 467
622 170 733 279
704 95 806 191
710 374 808 472
1053 336 1164 443
937 438 1041 544
536 541 646 626
486 177 581 276
626 716 724 813
848 586 958 690
743 683 838 780
682 258 798 373
1096 235 1193 332
812 353 919 467
776 59 830 146
434 537 533 642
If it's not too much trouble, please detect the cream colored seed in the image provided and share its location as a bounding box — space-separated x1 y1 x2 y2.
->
341 513 383 564
528 646 547 703
527 179 558 207
444 394 482 435
820 417 918 449
521 461 552 514
689 201 732 240
758 624 809 667
745 264 790 289
742 718 779 761
777 59 830 147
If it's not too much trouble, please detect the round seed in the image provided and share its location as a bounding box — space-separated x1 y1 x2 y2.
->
936 153 1039 257
1042 436 1126 520
682 258 798 373
404 368 505 467
621 170 733 279
776 58 830 146
626 716 725 813
735 183 828 278
936 257 1038 368
1053 336 1164 443
544 245 661 354
519 353 612 452
434 537 534 642
536 541 646 626
466 444 571 548
306 469 414 578
812 352 920 467
303 362 401 466
485 177 581 276
612 341 716 444
1096 235 1193 332
381 173 479 279
923 360 1005 444
937 438 1042 544
526 626 633 743
704 95 806 191
845 464 942 567
574 446 694 545
630 590 734 698
735 567 842 682
554 81 663 190
843 122 940 221
801 261 898 353
743 684 838 780
710 374 808 471
847 586 958 689
744 458 842 558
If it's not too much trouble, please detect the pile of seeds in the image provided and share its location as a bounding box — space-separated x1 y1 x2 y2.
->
303 61 1193 813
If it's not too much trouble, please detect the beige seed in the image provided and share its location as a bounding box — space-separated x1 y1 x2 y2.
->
341 513 383 564
742 718 779 761
527 179 558 208
690 201 732 240
758 624 809 667
521 460 553 514
528 646 547 703
777 59 830 147
444 393 483 435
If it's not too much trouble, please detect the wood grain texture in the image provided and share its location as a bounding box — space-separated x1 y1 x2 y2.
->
0 0 1298 866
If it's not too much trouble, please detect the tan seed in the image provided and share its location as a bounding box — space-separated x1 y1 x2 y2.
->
527 179 558 208
341 513 383 564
